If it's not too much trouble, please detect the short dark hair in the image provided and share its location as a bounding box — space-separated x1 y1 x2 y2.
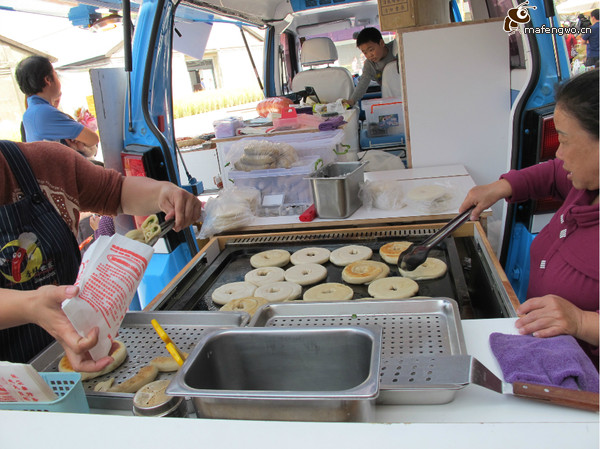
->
356 27 383 47
555 69 599 139
15 56 54 96
591 9 599 20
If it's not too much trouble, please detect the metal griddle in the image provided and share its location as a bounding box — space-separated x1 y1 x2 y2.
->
29 311 249 410
158 229 472 315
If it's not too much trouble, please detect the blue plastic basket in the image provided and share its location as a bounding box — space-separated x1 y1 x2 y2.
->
0 372 89 413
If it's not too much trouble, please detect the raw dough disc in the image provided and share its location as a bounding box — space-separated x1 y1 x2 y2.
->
379 241 413 265
399 257 447 280
250 249 291 268
254 281 302 302
303 282 354 302
212 281 257 305
290 247 331 265
406 184 446 202
284 263 328 286
245 267 285 286
367 277 419 299
341 260 390 285
330 245 373 267
220 297 269 316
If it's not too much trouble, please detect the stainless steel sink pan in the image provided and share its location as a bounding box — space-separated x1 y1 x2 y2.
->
167 326 380 422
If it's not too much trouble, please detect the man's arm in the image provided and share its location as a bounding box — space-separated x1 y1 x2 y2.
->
75 127 99 147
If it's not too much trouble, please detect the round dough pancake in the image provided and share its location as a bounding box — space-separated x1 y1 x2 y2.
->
379 241 413 265
284 263 328 286
211 281 257 305
58 340 127 381
245 267 285 286
254 281 302 302
399 257 447 280
341 260 390 285
330 245 373 267
220 297 269 316
290 247 331 265
250 249 291 268
367 277 419 299
303 282 354 302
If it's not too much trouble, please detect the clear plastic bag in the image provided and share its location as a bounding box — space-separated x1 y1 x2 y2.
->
405 181 459 213
199 190 255 238
359 180 406 210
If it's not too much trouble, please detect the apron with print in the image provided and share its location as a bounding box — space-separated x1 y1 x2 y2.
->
0 141 81 363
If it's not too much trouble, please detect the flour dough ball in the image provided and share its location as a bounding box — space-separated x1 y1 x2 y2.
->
212 281 257 305
290 247 331 265
220 297 269 317
379 241 413 265
330 245 373 267
341 260 390 285
254 281 302 302
250 249 291 268
245 267 285 286
284 263 328 286
367 277 419 299
303 282 354 302
399 257 447 280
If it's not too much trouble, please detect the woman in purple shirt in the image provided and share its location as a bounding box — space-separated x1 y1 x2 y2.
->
460 70 599 363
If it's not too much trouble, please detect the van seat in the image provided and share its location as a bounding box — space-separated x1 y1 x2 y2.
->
292 37 355 104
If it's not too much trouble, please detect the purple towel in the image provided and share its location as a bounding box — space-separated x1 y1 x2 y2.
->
318 115 346 131
489 332 599 392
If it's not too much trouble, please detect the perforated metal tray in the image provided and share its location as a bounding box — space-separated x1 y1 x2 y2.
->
30 311 249 410
249 299 467 404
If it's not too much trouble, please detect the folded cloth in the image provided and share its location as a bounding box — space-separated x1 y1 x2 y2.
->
319 115 346 131
489 332 599 392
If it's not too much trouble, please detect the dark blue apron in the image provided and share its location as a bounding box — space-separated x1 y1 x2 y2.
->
0 141 81 363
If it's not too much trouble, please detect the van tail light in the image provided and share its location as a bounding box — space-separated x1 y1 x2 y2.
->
536 114 562 213
539 116 559 161
121 152 149 228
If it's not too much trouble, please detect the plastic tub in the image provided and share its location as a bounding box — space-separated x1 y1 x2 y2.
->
361 97 405 137
228 156 323 205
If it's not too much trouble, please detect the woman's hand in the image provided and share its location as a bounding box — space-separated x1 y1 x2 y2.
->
459 179 513 221
516 294 600 346
120 177 203 232
28 285 114 372
157 183 203 232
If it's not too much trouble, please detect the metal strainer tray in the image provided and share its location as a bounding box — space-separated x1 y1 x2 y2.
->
249 299 467 405
30 311 249 410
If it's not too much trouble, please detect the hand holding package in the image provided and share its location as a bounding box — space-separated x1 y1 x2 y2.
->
62 234 153 361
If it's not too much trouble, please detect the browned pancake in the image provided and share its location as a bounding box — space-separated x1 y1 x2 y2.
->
58 340 127 381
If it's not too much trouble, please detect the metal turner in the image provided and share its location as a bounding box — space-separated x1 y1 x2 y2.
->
398 206 474 272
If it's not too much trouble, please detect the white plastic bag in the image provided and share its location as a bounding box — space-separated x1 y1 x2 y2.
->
199 190 255 238
360 150 405 172
405 181 459 213
359 180 406 210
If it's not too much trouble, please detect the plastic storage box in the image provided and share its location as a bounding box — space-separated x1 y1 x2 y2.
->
228 156 322 205
361 97 405 137
0 372 89 413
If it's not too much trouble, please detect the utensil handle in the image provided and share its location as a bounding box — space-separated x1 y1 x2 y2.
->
421 206 474 248
512 382 599 412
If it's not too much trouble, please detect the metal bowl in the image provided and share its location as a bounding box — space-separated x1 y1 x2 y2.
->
166 326 381 422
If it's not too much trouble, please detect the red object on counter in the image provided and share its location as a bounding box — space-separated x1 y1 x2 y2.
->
299 204 317 222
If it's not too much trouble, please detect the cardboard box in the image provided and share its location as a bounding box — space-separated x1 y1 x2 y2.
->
378 0 450 31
